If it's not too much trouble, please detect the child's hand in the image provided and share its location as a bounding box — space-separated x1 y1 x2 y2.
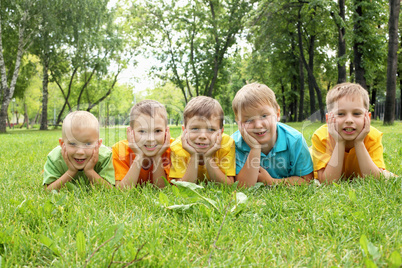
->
204 131 222 158
327 112 344 143
61 144 78 175
127 127 144 157
84 143 99 173
154 127 171 158
355 111 370 144
257 167 274 185
238 122 260 149
181 129 197 156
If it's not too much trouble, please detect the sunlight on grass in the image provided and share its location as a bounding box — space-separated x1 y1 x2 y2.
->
0 121 401 266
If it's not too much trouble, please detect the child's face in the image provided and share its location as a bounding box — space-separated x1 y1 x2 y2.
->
328 96 370 142
132 113 167 157
183 116 222 154
238 104 280 150
60 127 101 170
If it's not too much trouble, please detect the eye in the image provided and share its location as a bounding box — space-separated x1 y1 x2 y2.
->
208 128 216 132
245 119 252 123
261 114 268 118
337 112 345 116
138 130 146 133
85 142 93 146
68 142 76 146
354 112 363 116
191 127 199 131
155 129 163 133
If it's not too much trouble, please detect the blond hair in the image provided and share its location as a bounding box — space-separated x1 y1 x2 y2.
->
130 100 168 128
232 83 280 120
183 96 224 128
326 82 369 111
62 111 99 139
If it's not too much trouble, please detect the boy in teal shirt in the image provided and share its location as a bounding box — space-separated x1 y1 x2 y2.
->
231 83 313 187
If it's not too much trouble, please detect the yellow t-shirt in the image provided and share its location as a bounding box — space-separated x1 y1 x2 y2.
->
169 133 236 181
311 124 386 178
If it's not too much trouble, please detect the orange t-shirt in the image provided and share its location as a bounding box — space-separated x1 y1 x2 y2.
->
112 138 174 185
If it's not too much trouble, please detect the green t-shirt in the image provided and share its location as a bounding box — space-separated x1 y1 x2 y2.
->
43 145 115 186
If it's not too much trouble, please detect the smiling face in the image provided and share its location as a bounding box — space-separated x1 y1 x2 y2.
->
183 116 223 154
132 113 166 157
238 104 280 154
329 95 369 146
60 126 101 170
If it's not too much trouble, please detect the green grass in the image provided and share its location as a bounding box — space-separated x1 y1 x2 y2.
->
0 121 401 267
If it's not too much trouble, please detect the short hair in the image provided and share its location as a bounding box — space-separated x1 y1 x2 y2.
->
232 83 280 119
326 82 369 111
62 111 99 139
130 100 168 128
183 96 224 129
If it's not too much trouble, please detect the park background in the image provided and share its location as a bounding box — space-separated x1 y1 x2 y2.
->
1 0 402 267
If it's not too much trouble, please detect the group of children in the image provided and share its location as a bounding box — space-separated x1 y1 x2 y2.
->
43 82 391 190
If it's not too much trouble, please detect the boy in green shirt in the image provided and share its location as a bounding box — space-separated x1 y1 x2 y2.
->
43 111 115 190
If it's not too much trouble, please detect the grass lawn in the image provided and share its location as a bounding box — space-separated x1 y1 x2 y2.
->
0 121 401 267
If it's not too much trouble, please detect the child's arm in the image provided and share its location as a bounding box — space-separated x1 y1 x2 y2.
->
83 144 113 189
354 112 381 178
177 129 199 183
317 113 345 183
151 128 171 188
257 167 313 185
235 123 261 187
45 144 78 191
115 127 145 189
204 131 234 184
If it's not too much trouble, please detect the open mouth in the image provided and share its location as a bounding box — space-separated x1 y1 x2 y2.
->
144 144 158 151
254 130 267 137
343 127 356 134
74 158 86 164
195 143 209 148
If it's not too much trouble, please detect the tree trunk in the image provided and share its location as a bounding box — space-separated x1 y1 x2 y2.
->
281 82 286 122
337 0 347 83
297 8 325 122
384 0 400 124
371 86 377 120
307 34 316 116
298 56 305 122
22 98 29 129
0 14 26 133
353 2 367 90
40 60 49 130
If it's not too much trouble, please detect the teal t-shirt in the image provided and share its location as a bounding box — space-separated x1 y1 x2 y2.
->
231 122 313 178
43 145 115 186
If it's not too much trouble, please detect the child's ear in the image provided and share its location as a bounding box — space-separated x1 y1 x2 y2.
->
59 138 64 147
221 127 224 134
368 112 372 119
181 125 185 132
276 109 281 122
98 139 103 146
325 113 329 123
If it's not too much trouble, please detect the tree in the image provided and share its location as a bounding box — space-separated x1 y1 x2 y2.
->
136 0 254 103
48 0 129 126
383 0 400 124
0 0 41 133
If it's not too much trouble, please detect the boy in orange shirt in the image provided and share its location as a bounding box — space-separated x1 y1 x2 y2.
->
112 100 173 189
312 83 388 183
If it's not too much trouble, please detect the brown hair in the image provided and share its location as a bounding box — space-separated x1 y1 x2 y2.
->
326 82 369 111
183 96 224 128
130 100 168 128
232 83 280 120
